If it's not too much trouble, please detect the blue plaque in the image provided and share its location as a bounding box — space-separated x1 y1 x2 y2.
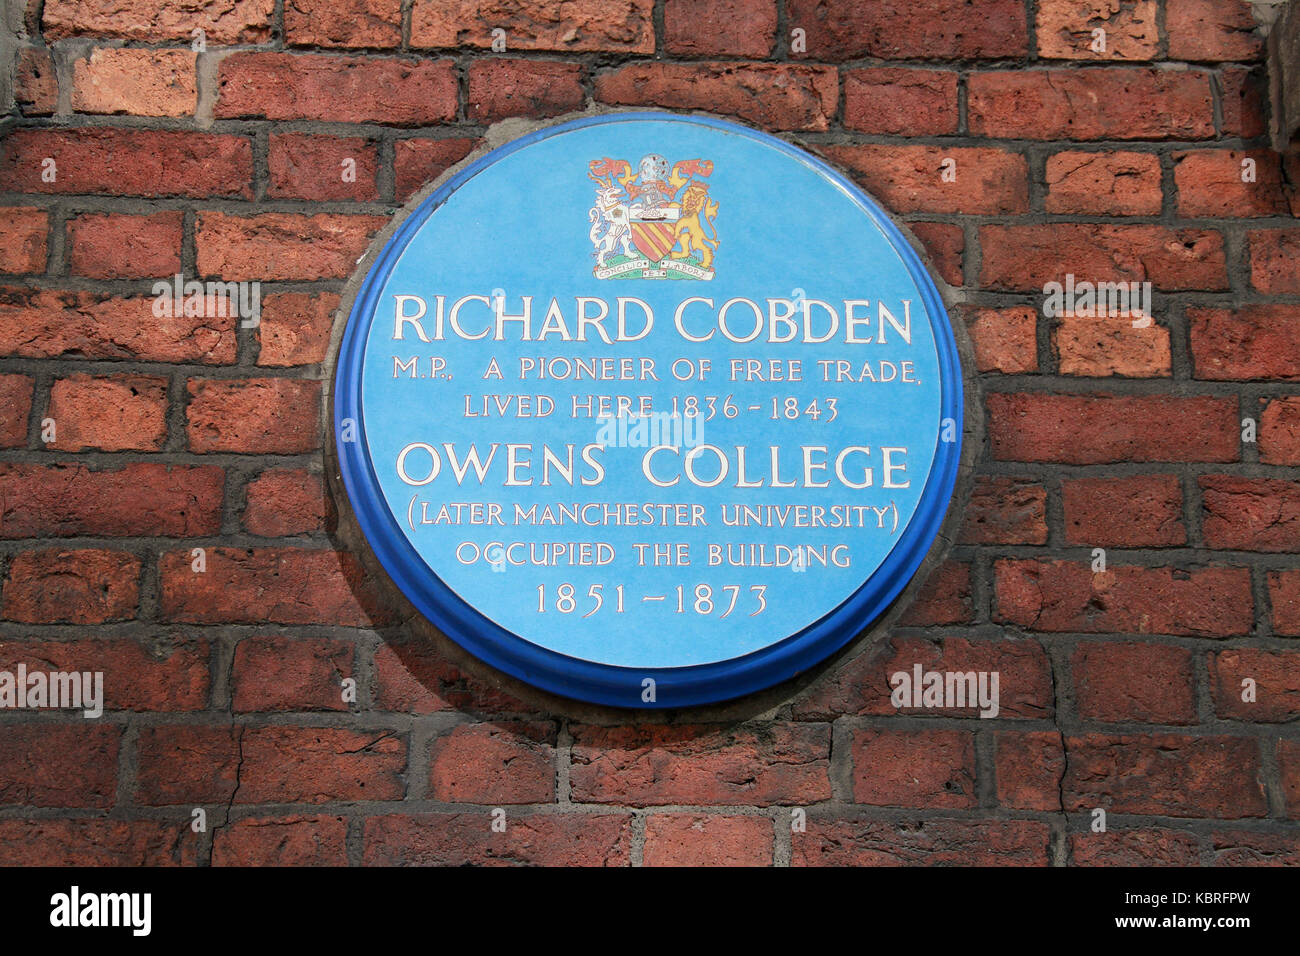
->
332 113 962 708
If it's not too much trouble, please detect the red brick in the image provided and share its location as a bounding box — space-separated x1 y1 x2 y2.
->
3 548 140 624
643 814 772 866
898 560 971 626
853 728 976 809
268 134 378 202
842 68 959 135
159 547 391 627
823 144 1027 215
909 222 963 286
664 0 775 57
0 820 196 866
1191 306 1300 381
285 0 401 48
0 288 235 363
244 469 331 536
1201 475 1300 552
794 820 1050 866
1210 649 1300 722
1281 739 1300 818
240 727 406 803
15 47 56 116
968 69 1215 140
232 637 355 712
1261 397 1300 465
995 559 1252 636
1249 230 1300 294
1062 474 1186 547
186 377 319 454
0 207 48 273
1221 66 1268 138
786 0 1027 60
363 813 633 866
394 138 479 202
1063 733 1266 817
212 815 349 866
793 635 1053 720
995 731 1065 811
196 212 384 281
68 211 182 279
1055 314 1170 377
0 375 32 448
72 49 196 117
966 306 1037 374
1072 642 1197 723
47 374 167 452
43 0 274 43
0 463 224 538
1174 150 1292 217
1071 830 1201 866
595 62 837 132
372 640 538 715
570 724 830 806
0 726 118 808
467 59 584 122
428 723 556 803
1044 151 1163 216
135 725 239 805
1167 0 1264 61
1211 830 1300 866
959 477 1048 545
1036 0 1158 60
0 637 209 711
410 0 654 53
258 293 337 367
216 53 457 125
987 393 1239 464
1270 570 1300 636
980 224 1227 291
0 128 252 198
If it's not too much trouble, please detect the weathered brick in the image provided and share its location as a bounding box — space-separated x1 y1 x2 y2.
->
410 0 654 53
1045 151 1163 216
285 0 401 48
268 134 379 202
258 293 338 367
1281 739 1300 818
197 212 384 281
1166 0 1264 61
1062 474 1186 547
853 728 976 809
0 726 118 808
44 0 274 42
1211 830 1300 866
0 637 209 711
244 469 331 536
897 560 971 626
1221 66 1268 137
0 375 33 448
1270 570 1300 636
1072 642 1197 723
363 813 633 865
372 640 538 715
1249 230 1300 294
995 559 1252 636
966 306 1037 374
1201 476 1300 552
643 814 773 866
1210 649 1300 722
72 49 197 117
0 463 224 538
1174 150 1292 217
159 547 391 627
786 0 1027 60
1063 733 1266 817
842 68 959 135
823 144 1028 215
467 59 585 123
1036 0 1158 60
595 63 837 132
3 548 140 624
135 725 239 805
0 207 48 273
909 222 963 286
394 138 479 202
1260 397 1300 465
1191 305 1300 381
68 211 183 279
980 224 1227 291
959 476 1048 545
428 723 556 803
995 731 1065 811
212 815 349 866
232 637 354 712
0 819 196 866
968 69 1214 140
216 53 457 125
987 393 1239 463
794 820 1050 866
1071 829 1201 866
47 374 168 452
1055 314 1170 378
186 377 320 454
664 0 775 57
15 47 57 116
570 724 830 806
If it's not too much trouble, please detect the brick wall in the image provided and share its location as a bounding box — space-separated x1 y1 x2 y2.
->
0 0 1297 866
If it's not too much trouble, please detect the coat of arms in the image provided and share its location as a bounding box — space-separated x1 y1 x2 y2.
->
587 153 719 280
